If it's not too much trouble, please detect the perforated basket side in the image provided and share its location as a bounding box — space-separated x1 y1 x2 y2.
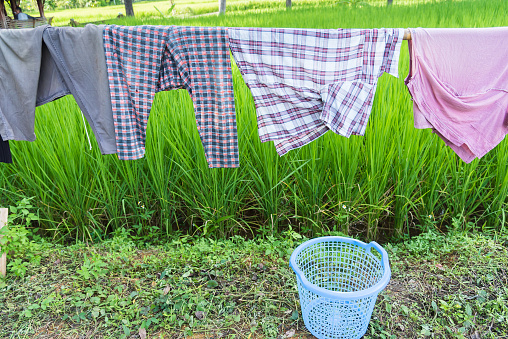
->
289 236 391 301
295 240 384 293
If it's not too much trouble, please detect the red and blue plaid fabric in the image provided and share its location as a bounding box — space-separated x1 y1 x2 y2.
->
103 25 238 167
228 27 404 155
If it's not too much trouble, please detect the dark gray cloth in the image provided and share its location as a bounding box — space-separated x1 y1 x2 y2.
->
0 25 116 154
0 133 12 164
0 25 48 142
41 25 116 154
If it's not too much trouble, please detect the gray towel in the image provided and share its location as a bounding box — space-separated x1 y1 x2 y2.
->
41 25 116 154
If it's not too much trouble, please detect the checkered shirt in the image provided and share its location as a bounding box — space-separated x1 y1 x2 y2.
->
103 25 238 168
228 27 404 155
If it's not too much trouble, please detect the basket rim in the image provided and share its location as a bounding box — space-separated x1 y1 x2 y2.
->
289 236 391 300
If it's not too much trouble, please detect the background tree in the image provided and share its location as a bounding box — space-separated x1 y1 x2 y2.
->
286 0 291 9
219 0 225 14
387 0 393 5
124 0 134 16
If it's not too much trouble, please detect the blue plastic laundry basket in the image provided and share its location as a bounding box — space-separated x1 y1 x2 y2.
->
289 236 391 339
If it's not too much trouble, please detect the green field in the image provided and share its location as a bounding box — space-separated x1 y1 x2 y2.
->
42 0 453 27
44 0 269 27
2 0 508 244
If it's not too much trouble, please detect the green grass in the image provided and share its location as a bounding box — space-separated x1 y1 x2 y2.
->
45 0 338 27
1 228 507 338
44 0 226 27
42 0 478 27
1 0 508 243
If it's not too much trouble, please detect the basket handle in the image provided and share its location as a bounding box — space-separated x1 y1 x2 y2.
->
366 241 390 269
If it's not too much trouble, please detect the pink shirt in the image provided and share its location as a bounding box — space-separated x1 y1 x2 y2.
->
405 27 508 163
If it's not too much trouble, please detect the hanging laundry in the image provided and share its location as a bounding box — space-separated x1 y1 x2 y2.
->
228 27 404 155
103 25 239 168
0 25 117 155
0 25 48 143
41 25 117 154
405 27 508 163
0 134 12 164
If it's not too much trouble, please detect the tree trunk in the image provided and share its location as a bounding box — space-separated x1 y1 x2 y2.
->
0 0 6 29
219 0 225 15
9 0 16 16
37 0 44 17
387 0 393 5
286 0 291 9
124 0 134 16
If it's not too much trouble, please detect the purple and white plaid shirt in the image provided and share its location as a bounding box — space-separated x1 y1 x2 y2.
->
228 27 404 155
103 25 239 168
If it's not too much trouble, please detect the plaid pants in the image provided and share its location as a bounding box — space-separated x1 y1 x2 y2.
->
228 27 404 155
103 25 239 168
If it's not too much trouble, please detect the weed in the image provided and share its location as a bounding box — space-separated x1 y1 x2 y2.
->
0 197 43 277
1 230 507 337
75 254 109 280
1 0 508 243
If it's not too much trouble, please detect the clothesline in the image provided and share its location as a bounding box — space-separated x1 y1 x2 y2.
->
1 26 507 167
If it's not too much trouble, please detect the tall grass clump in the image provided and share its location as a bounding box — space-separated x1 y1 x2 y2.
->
1 0 508 242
